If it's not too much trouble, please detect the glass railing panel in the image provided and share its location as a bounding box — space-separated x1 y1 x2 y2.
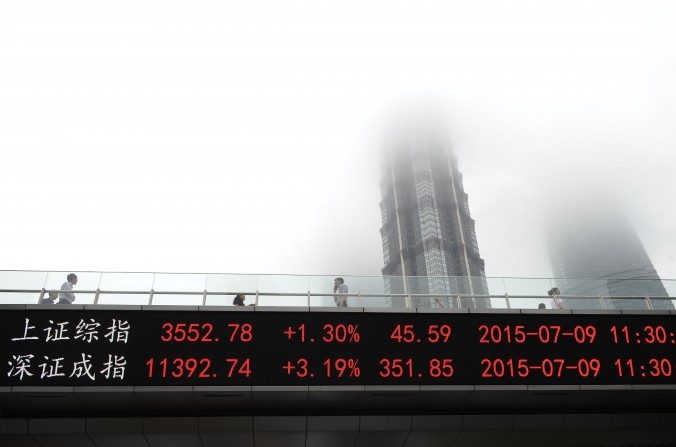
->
648 296 675 310
508 296 554 310
258 275 309 293
339 275 360 307
644 279 670 297
308 275 338 292
256 275 309 306
308 292 375 307
357 276 386 295
406 276 446 308
662 279 676 297
308 275 360 307
43 271 100 305
650 278 675 310
465 276 491 309
340 275 361 308
528 295 600 310
504 295 604 310
453 276 471 295
382 275 406 293
0 270 48 304
483 277 507 309
205 274 258 306
308 275 338 307
97 272 153 305
449 276 476 308
152 273 206 292
256 293 307 307
371 293 409 308
603 279 660 297
151 293 204 306
556 279 604 310
663 279 676 310
446 276 462 308
151 273 207 305
359 294 390 308
487 295 509 309
503 277 556 297
556 278 603 297
484 277 506 296
405 276 464 308
406 276 427 295
359 276 388 307
560 295 604 310
435 276 457 308
468 276 489 295
603 296 649 310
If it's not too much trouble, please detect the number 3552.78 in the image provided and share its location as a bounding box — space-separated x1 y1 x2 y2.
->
160 322 253 342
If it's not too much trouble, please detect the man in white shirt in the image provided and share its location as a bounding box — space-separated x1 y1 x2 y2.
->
549 287 563 309
333 277 348 307
58 273 78 304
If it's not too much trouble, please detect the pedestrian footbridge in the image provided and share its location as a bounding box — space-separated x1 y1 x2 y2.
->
1 271 675 446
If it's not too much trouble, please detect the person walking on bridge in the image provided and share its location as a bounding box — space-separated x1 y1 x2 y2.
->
549 287 563 309
333 277 348 307
57 273 77 304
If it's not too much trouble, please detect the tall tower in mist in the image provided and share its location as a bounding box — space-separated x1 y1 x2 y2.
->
379 122 490 308
548 199 672 310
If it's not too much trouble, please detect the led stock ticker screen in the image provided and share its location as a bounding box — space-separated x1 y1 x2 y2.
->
1 309 674 387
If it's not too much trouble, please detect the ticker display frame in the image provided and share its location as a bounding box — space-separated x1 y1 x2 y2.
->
1 304 675 388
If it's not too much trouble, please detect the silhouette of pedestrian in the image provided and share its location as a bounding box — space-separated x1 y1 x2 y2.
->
333 277 348 307
57 273 77 304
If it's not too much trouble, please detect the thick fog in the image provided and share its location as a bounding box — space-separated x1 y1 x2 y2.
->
1 0 675 280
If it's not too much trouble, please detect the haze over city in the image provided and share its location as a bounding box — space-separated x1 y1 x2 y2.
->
1 0 675 279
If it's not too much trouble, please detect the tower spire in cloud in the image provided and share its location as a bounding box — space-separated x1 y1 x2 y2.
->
379 111 489 308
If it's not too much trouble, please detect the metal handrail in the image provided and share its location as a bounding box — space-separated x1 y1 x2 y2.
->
2 289 665 299
1 288 673 310
3 270 672 305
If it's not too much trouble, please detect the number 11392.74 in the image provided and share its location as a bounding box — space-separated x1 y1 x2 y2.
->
146 357 252 379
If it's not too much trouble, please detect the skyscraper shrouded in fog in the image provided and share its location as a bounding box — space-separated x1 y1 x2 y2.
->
547 197 673 310
379 122 490 308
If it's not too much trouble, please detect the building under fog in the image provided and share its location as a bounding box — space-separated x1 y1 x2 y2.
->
379 123 490 308
548 199 672 310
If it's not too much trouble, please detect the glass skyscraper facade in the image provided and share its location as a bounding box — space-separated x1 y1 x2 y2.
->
379 129 490 308
548 200 672 310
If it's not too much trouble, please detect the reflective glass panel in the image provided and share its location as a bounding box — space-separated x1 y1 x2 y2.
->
97 272 154 305
0 270 48 304
151 273 207 305
205 274 258 306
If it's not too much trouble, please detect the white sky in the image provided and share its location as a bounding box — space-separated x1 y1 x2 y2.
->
1 0 675 279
